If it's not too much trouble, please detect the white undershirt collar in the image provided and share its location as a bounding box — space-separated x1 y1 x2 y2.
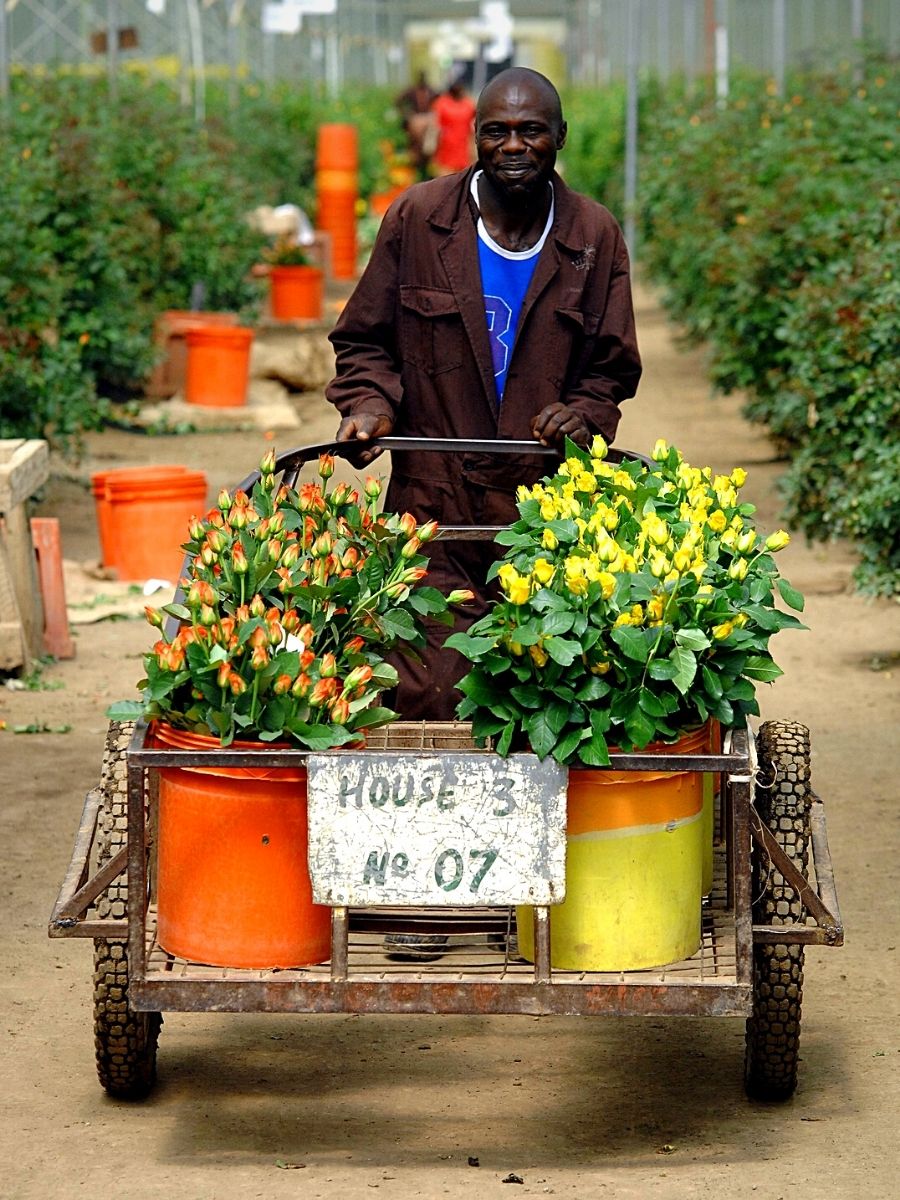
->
471 170 554 261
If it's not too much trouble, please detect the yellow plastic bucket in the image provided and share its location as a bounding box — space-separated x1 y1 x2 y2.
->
517 726 707 971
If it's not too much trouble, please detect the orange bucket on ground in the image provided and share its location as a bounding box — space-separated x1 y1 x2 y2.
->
517 725 708 971
269 264 324 321
152 723 331 969
315 123 358 170
146 311 239 398
91 466 207 581
184 324 254 407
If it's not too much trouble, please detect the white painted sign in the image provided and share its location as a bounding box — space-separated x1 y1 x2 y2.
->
307 753 567 907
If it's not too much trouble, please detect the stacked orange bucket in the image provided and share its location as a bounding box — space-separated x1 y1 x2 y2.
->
315 123 358 279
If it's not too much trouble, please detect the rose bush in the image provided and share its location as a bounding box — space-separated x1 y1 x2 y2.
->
109 451 471 748
447 437 804 765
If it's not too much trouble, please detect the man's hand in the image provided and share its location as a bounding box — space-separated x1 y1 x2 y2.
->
335 413 394 465
530 403 590 450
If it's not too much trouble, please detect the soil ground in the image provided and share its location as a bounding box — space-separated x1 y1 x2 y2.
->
2 282 898 1199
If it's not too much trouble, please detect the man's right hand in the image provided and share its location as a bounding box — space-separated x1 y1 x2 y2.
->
335 414 394 465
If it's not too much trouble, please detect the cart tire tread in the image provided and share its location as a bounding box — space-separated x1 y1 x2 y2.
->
745 720 810 1102
93 720 161 1100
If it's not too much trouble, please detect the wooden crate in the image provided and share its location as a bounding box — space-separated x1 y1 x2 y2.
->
0 439 49 672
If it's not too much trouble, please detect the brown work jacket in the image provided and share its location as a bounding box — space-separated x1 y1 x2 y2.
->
326 167 642 717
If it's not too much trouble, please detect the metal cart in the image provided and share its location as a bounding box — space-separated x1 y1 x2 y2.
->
49 440 844 1104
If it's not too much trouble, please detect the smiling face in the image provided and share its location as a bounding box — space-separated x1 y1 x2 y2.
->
475 71 567 205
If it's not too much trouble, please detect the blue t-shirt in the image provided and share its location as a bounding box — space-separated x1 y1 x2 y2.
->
472 172 554 405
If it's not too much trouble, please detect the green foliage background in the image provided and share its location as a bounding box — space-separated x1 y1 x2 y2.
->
0 63 895 594
638 62 898 596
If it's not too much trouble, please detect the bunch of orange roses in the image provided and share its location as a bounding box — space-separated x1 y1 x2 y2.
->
109 450 470 749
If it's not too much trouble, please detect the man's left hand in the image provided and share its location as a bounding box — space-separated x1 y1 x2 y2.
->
530 403 590 449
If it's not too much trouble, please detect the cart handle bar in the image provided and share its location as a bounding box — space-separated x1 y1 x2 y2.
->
234 437 653 496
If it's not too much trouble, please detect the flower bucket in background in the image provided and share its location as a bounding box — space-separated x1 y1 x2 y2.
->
315 123 358 279
152 723 332 970
184 324 255 408
90 465 207 582
145 310 239 399
269 264 324 321
517 725 708 972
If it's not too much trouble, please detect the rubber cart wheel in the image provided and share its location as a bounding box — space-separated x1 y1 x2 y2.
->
93 720 161 1100
744 720 811 1101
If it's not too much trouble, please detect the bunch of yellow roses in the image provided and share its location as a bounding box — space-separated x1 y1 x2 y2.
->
448 436 804 764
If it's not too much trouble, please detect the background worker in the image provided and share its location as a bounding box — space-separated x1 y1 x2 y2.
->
326 67 642 722
430 76 477 175
395 70 437 180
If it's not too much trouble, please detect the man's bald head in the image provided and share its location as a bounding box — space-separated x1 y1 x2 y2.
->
476 69 564 136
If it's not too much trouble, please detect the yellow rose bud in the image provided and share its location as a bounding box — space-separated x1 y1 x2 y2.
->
590 434 608 460
652 438 669 461
712 621 735 640
532 557 555 585
765 529 791 551
529 644 549 668
540 498 557 521
542 527 558 551
736 530 756 553
598 571 616 599
614 611 635 627
707 509 727 533
508 577 531 606
728 557 749 580
590 659 611 675
574 471 595 493
731 467 747 488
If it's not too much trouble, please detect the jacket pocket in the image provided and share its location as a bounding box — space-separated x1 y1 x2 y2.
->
399 285 465 375
554 307 604 386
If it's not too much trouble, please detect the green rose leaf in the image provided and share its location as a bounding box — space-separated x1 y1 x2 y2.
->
545 636 580 666
671 646 697 695
675 627 711 651
624 704 657 748
575 675 611 701
701 664 723 700
777 578 805 612
742 656 785 682
648 657 679 681
611 624 649 662
496 720 516 757
539 609 576 636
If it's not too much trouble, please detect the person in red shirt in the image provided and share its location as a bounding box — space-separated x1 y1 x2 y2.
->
431 79 477 175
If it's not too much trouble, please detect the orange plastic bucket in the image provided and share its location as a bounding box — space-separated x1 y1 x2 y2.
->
92 466 207 581
269 264 324 321
152 310 239 398
517 724 708 971
184 324 254 408
91 464 191 568
316 188 358 278
315 123 358 169
152 723 331 969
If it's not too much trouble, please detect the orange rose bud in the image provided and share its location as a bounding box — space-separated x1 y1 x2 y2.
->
145 606 164 628
343 664 374 691
320 652 338 678
299 648 315 670
292 672 312 698
281 542 300 570
344 636 365 654
267 539 283 562
398 512 417 538
282 609 300 633
232 541 249 573
298 623 315 646
199 604 217 627
250 593 266 618
401 566 428 584
266 620 283 646
364 475 382 500
400 535 421 559
342 546 360 569
260 448 277 476
274 673 292 695
330 697 351 725
228 672 247 696
310 677 338 706
188 517 204 540
229 505 247 530
418 519 439 542
447 588 475 604
312 531 333 559
217 488 232 511
235 604 251 623
217 660 233 688
331 481 350 506
250 645 269 671
318 453 336 479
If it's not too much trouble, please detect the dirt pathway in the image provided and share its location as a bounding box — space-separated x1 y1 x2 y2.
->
2 282 898 1199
